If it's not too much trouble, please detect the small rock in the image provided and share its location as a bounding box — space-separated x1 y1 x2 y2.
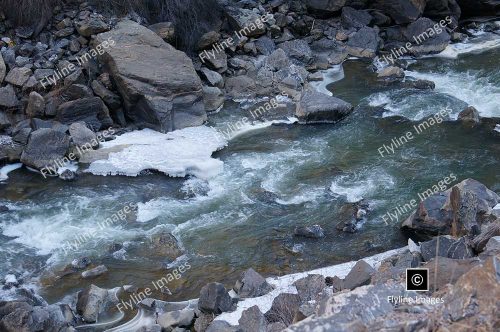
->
5 67 32 87
377 66 404 78
293 274 326 302
294 225 325 238
325 275 344 292
59 169 76 181
148 22 175 42
198 31 220 50
0 85 19 107
72 257 91 269
25 92 45 118
81 265 108 279
76 284 108 323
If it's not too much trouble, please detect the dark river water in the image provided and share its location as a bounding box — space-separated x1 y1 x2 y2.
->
0 34 499 314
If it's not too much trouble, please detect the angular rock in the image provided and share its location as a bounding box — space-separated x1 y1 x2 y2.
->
402 179 499 237
239 305 267 332
0 85 19 108
198 31 220 50
205 51 228 73
305 0 347 16
148 22 175 42
278 39 313 65
265 293 301 326
20 129 70 170
373 0 426 24
91 80 121 110
25 92 45 118
200 67 224 88
69 122 98 148
94 20 205 133
293 274 326 302
403 17 451 55
234 268 273 298
76 17 109 37
198 282 233 314
346 26 380 58
56 97 112 131
341 7 372 28
5 67 32 87
206 320 238 332
225 7 267 37
225 75 257 99
203 86 224 112
425 256 480 291
76 284 108 323
343 260 375 290
296 91 353 123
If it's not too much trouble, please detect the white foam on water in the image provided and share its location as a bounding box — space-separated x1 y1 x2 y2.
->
435 38 500 59
275 187 324 206
310 65 345 96
86 127 227 180
217 117 298 141
0 163 23 182
495 125 500 133
330 171 395 203
405 69 500 118
367 93 391 108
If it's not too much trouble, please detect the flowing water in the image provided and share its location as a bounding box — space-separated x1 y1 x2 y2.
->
0 33 499 313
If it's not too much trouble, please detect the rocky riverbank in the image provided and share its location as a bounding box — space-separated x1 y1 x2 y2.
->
1 0 499 177
1 178 499 331
1 0 500 331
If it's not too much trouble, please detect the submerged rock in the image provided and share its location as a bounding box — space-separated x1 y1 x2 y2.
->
458 106 481 124
294 225 325 238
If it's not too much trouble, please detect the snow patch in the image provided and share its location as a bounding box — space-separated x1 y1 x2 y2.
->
215 247 407 325
85 127 227 180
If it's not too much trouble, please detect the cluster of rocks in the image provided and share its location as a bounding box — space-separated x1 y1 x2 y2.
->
1 0 497 178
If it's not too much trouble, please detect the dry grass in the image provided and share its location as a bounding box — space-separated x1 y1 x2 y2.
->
3 0 60 29
92 0 222 51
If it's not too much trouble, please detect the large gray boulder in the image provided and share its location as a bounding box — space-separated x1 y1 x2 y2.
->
346 26 380 58
402 179 500 237
20 129 70 171
56 97 113 131
403 17 451 55
305 0 348 15
373 0 426 24
198 282 233 314
94 20 206 133
234 268 273 298
296 91 353 123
